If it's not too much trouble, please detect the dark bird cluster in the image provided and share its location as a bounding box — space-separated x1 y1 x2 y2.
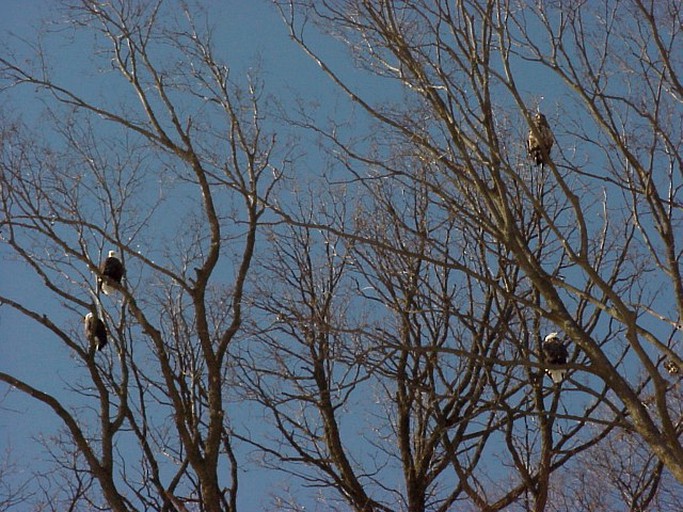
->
83 249 126 352
527 112 554 167
542 332 569 384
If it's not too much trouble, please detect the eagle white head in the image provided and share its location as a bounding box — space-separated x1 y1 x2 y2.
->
108 250 117 258
544 332 559 342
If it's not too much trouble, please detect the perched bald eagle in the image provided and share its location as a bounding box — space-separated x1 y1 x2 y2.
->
98 250 124 295
84 312 108 351
527 112 554 167
542 332 569 383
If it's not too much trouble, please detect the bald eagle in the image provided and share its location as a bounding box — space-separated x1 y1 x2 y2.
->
84 312 108 351
542 332 568 383
98 250 124 295
527 112 554 167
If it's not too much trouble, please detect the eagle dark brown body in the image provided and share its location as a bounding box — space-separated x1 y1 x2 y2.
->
527 112 554 167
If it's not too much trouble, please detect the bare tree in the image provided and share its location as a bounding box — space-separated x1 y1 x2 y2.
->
1 1 280 510
1 0 682 511
238 144 644 510
0 446 32 512
259 0 683 509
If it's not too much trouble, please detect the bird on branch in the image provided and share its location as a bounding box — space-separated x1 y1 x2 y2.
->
542 332 569 384
97 250 125 296
527 112 554 168
84 312 108 351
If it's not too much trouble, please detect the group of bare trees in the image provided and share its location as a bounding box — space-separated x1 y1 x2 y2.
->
1 1 681 511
